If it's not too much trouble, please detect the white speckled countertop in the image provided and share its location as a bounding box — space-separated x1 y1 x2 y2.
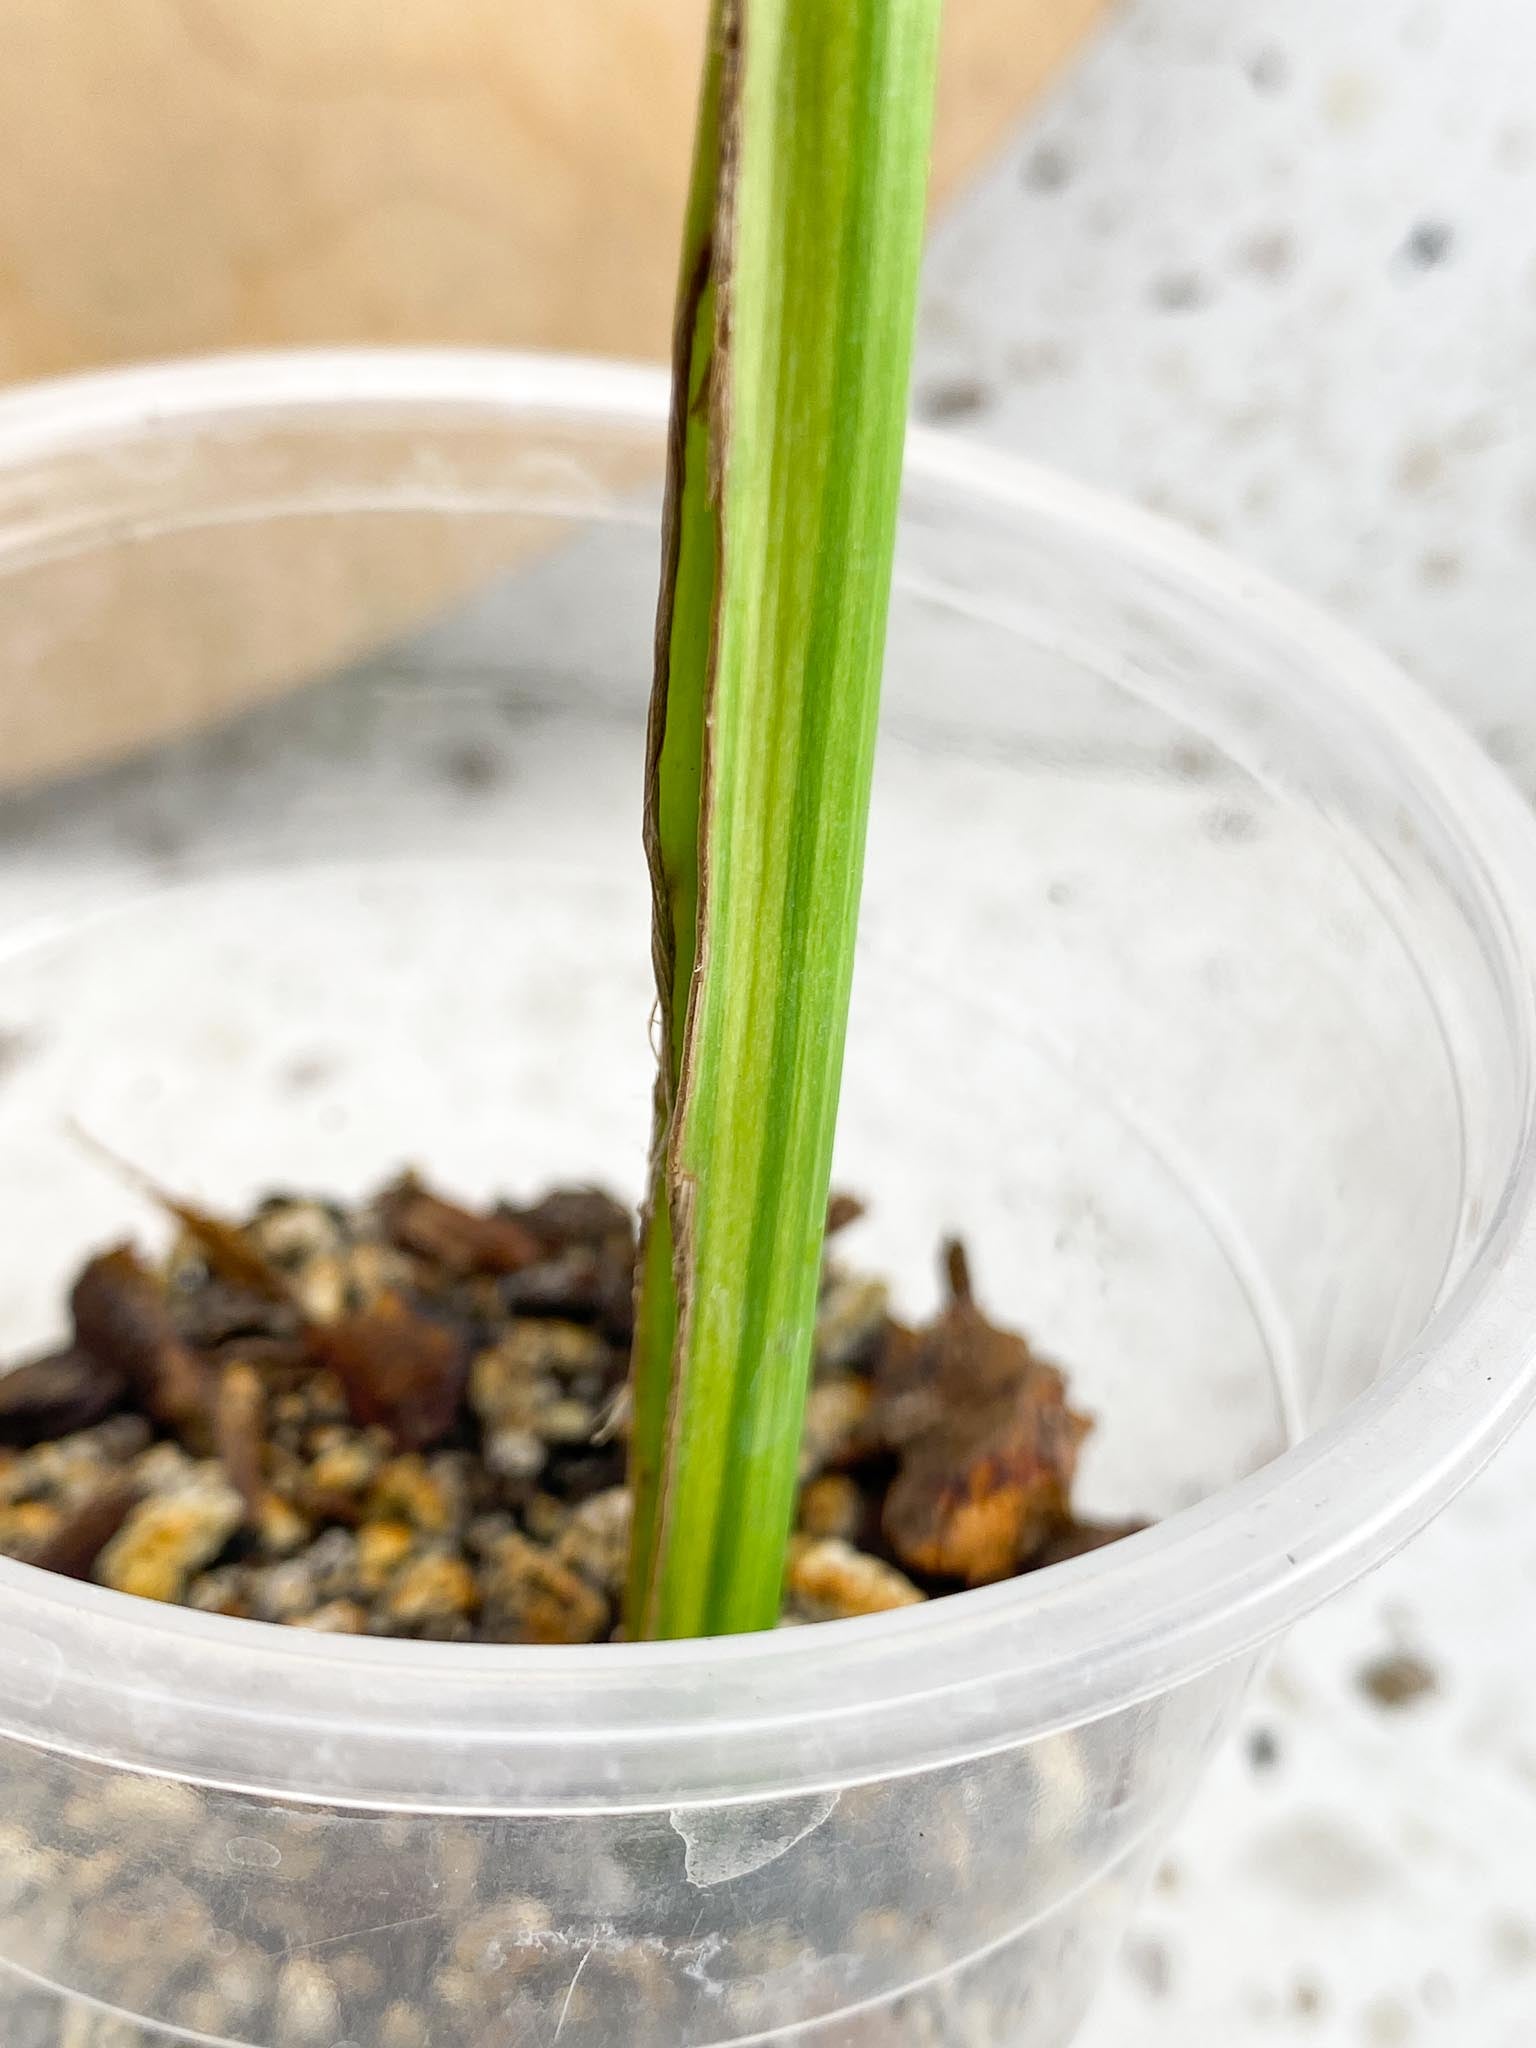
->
917 1 1536 2041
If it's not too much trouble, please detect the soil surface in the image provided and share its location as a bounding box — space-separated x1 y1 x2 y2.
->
0 1176 1134 1639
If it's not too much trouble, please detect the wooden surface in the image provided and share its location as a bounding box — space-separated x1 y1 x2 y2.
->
0 1 1111 790
0 0 1110 379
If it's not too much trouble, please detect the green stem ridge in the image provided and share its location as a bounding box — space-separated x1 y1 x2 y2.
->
627 0 942 1639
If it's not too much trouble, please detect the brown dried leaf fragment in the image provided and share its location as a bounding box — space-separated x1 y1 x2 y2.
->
202 1333 311 1383
168 1276 300 1351
500 1244 636 1338
166 1204 294 1301
511 1187 634 1252
70 1130 292 1302
871 1240 1091 1585
0 1349 128 1448
308 1292 468 1451
825 1192 866 1236
493 1191 636 1341
379 1178 540 1277
71 1249 210 1444
27 1481 137 1579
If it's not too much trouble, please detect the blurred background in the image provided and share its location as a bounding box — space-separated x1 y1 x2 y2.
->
2 0 1532 2041
929 8 1536 2042
0 0 1103 373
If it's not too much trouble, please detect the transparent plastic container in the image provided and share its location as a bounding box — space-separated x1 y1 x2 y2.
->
0 351 1534 2048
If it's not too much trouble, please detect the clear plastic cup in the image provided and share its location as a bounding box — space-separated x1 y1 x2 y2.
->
0 351 1533 2048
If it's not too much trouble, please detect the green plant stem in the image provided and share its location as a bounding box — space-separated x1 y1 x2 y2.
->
627 0 942 1640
